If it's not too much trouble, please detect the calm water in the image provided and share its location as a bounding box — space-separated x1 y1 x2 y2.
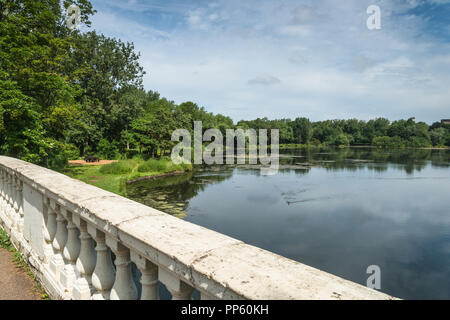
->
127 148 450 299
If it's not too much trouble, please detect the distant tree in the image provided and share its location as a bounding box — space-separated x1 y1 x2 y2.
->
430 128 447 146
373 136 391 148
292 118 312 144
332 133 350 146
130 99 178 157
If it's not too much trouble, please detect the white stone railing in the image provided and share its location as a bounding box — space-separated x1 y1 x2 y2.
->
0 156 396 300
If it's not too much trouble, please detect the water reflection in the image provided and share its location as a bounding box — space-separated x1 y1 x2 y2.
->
127 147 450 299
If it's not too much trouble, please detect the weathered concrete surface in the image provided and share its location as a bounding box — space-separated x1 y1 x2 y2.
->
0 247 41 300
0 156 398 300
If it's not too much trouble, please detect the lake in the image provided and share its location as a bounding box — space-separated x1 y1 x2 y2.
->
127 147 450 299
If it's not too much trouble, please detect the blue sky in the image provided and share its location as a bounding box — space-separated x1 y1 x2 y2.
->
87 0 450 123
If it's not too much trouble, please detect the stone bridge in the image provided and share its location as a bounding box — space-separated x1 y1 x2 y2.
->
0 156 395 300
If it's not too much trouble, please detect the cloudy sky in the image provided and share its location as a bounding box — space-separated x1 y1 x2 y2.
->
87 0 450 123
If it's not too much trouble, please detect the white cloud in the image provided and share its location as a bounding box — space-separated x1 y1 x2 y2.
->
248 75 281 86
90 0 450 123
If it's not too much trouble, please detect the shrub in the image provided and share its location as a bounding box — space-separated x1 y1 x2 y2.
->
373 136 391 148
99 161 133 174
408 136 431 148
331 133 350 146
48 142 80 169
177 162 193 172
97 139 119 160
137 159 168 173
373 136 408 148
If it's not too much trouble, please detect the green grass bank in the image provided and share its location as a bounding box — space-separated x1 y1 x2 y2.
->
59 157 192 196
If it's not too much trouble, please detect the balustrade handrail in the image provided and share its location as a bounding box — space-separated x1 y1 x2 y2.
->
0 156 396 300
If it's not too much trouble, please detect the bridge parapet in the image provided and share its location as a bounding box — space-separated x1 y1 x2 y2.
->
0 156 396 300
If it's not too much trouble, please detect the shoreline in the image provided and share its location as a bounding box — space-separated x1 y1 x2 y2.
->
278 144 450 150
126 170 188 184
59 159 192 196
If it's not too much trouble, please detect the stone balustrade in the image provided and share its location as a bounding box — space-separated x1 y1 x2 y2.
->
0 156 396 300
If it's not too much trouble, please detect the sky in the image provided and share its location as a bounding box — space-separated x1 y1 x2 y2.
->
86 0 450 123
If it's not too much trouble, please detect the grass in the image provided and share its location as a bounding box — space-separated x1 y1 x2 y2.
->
59 157 192 196
99 161 134 174
137 158 191 174
0 228 50 300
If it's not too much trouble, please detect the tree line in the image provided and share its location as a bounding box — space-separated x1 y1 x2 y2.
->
237 117 450 148
1 1 449 168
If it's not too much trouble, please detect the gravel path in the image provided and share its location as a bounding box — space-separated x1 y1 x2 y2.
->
0 247 41 300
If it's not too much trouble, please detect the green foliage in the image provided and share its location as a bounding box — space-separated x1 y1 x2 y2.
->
97 139 119 160
138 159 168 173
330 133 351 146
373 136 392 148
0 228 13 251
137 158 192 173
65 31 146 154
47 141 80 169
99 161 133 174
241 116 444 150
409 136 431 148
0 0 93 164
430 128 448 146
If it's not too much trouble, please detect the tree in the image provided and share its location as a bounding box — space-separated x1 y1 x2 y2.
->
430 128 447 146
64 31 146 153
292 118 312 144
130 99 178 157
0 0 94 164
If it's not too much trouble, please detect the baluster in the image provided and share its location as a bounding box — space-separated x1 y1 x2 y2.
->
9 174 15 220
0 170 6 215
5 173 11 214
9 173 16 231
90 229 115 300
9 176 21 246
15 178 24 233
130 251 158 300
2 172 8 213
4 172 12 230
72 219 96 300
107 237 137 300
0 170 5 219
60 210 81 291
11 175 19 231
43 199 57 264
49 206 68 282
159 268 194 300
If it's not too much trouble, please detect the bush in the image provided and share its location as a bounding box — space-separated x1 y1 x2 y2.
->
122 149 141 160
178 162 193 172
331 133 350 146
48 142 80 169
137 159 169 173
373 136 391 148
408 136 431 148
373 136 407 149
99 161 133 174
97 139 119 160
